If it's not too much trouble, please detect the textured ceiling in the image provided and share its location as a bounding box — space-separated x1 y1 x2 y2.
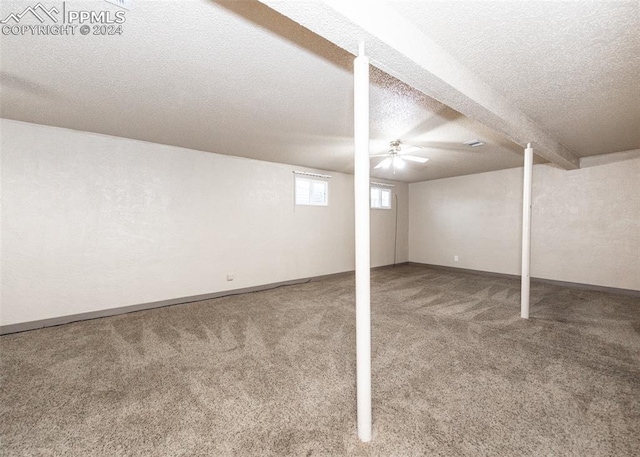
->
392 1 640 157
1 0 636 183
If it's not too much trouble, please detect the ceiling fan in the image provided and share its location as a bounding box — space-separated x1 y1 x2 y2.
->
371 140 429 173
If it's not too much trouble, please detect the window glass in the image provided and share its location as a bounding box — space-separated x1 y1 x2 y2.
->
295 177 328 206
371 187 391 209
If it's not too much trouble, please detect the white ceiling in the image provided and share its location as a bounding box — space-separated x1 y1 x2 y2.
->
391 1 640 158
1 0 637 183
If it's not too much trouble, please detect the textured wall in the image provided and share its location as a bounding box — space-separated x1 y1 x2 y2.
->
0 120 408 326
409 159 640 291
371 185 409 268
409 168 523 275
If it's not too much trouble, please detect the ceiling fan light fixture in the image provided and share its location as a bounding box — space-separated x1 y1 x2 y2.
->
393 156 405 169
371 139 428 173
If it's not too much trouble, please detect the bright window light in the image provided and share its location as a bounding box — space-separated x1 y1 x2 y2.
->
295 177 328 206
371 187 391 209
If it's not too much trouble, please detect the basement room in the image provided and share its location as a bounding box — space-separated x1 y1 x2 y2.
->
1 0 638 455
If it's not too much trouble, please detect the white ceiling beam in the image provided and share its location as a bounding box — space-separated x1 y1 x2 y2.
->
258 1 581 170
580 149 640 168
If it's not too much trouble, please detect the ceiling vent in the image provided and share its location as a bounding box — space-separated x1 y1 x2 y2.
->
463 139 485 148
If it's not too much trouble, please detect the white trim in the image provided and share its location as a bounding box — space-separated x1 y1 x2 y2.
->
293 171 332 179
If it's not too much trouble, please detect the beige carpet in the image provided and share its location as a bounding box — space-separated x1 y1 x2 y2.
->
1 264 639 456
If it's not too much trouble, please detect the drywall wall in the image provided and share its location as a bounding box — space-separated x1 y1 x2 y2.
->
0 120 408 326
409 167 524 276
409 158 640 291
371 185 409 267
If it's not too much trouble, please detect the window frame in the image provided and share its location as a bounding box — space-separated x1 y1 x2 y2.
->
370 186 392 210
295 176 329 207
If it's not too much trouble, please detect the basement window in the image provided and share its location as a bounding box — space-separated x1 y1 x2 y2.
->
371 187 391 209
295 177 328 206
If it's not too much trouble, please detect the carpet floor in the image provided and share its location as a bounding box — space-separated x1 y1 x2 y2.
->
1 264 639 456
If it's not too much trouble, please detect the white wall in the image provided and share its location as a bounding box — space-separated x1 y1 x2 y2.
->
371 185 409 267
0 120 408 326
409 158 640 291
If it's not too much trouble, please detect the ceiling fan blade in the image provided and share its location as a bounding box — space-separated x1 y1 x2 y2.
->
403 155 429 163
399 145 421 154
369 153 389 158
418 141 485 152
375 157 392 169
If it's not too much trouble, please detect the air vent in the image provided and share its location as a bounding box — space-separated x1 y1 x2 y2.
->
463 139 485 148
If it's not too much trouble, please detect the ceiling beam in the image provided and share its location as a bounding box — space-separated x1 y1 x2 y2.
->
258 0 580 170
580 149 640 168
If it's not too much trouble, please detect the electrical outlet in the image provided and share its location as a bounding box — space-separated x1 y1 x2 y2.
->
227 274 234 281
454 255 459 262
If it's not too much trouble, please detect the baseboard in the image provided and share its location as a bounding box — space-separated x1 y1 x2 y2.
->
407 262 640 297
0 262 408 335
407 262 521 280
373 261 409 271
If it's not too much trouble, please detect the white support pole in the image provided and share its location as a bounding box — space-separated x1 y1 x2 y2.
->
354 41 372 442
521 143 534 319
